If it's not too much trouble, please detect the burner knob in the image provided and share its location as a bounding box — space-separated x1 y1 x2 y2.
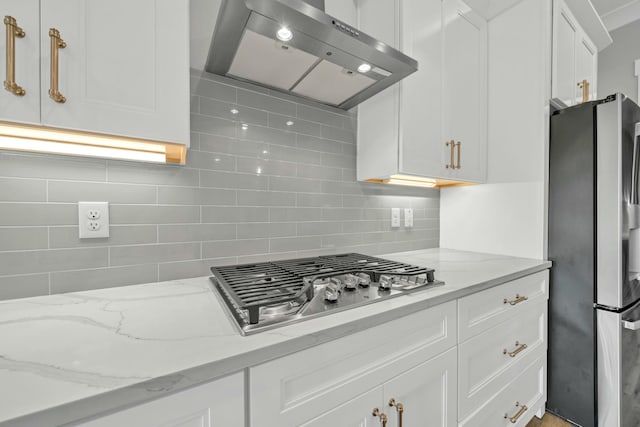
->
343 275 358 291
357 273 371 287
324 282 341 302
379 275 395 291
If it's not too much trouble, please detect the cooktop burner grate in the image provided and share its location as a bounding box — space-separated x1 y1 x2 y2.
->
210 253 434 325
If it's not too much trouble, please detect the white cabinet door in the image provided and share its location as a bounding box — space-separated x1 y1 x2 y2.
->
552 0 577 106
356 0 400 182
575 33 597 102
383 347 457 427
442 0 487 182
299 387 383 427
40 0 189 145
76 373 244 427
0 0 39 124
398 0 445 178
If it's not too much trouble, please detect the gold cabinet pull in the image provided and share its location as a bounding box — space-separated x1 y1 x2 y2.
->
578 79 590 103
503 340 527 358
372 408 388 427
48 28 66 103
4 16 25 96
455 141 461 169
503 294 528 306
504 401 528 423
388 398 404 427
446 140 455 169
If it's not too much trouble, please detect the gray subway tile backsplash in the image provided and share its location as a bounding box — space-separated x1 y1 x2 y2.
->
0 69 439 300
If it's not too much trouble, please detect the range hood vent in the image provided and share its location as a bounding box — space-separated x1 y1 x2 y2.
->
205 0 418 110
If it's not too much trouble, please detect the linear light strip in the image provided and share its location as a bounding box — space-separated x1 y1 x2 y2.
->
0 135 167 163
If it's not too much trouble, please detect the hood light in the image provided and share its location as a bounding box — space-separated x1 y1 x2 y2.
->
276 27 293 42
357 63 372 73
0 121 185 164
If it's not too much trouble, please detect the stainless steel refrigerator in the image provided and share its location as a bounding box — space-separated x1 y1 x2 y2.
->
548 93 640 427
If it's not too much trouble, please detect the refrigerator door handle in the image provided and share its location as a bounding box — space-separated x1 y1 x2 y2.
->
633 123 640 205
622 319 640 330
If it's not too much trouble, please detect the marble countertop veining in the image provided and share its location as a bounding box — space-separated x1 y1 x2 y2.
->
0 248 550 427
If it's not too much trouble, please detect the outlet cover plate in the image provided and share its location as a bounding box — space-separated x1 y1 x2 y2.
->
404 208 413 228
78 202 110 239
391 208 401 228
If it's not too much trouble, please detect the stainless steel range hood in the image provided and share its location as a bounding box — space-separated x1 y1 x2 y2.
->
205 0 418 110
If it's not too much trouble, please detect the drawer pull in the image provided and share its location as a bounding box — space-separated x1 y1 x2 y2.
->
503 341 528 358
373 407 388 427
504 294 528 306
388 398 404 427
504 401 528 423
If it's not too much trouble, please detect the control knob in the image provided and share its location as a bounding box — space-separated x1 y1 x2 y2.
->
324 281 341 302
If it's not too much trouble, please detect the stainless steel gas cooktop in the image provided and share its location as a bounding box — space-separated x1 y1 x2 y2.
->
210 253 444 335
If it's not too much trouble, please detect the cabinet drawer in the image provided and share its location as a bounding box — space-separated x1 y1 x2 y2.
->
458 302 547 419
250 301 457 427
460 355 546 427
458 270 548 342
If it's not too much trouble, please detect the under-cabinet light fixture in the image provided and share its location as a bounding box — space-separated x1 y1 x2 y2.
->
386 175 437 188
0 121 186 164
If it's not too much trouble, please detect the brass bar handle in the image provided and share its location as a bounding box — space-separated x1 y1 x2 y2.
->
503 340 528 358
456 141 461 169
503 294 528 306
578 79 590 103
504 401 528 423
446 140 455 169
48 28 66 103
388 398 404 427
372 408 388 427
4 16 26 96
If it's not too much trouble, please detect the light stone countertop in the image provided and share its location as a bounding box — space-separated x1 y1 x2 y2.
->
0 248 551 427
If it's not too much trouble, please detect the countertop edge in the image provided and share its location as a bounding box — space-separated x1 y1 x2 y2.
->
2 260 551 427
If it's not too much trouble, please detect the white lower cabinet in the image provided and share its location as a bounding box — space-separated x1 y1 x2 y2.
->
72 272 549 427
249 301 457 426
457 271 549 426
459 355 546 427
384 347 458 427
75 372 244 427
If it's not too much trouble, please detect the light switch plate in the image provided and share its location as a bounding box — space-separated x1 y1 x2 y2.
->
404 208 413 228
78 202 110 239
391 208 401 228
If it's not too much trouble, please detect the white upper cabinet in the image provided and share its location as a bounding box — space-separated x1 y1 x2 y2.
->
552 0 599 105
0 0 40 125
442 0 487 182
40 0 189 145
0 0 189 157
398 0 444 178
357 0 488 186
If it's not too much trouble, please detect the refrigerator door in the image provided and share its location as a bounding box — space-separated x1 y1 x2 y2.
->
596 96 640 309
598 301 640 427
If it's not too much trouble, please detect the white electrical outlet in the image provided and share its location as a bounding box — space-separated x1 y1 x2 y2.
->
78 202 110 239
391 208 401 228
404 208 414 228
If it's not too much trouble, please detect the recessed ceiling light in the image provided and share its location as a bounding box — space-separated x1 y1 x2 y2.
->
276 27 293 42
241 123 249 130
262 150 269 154
230 108 239 115
286 120 294 126
357 63 372 73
